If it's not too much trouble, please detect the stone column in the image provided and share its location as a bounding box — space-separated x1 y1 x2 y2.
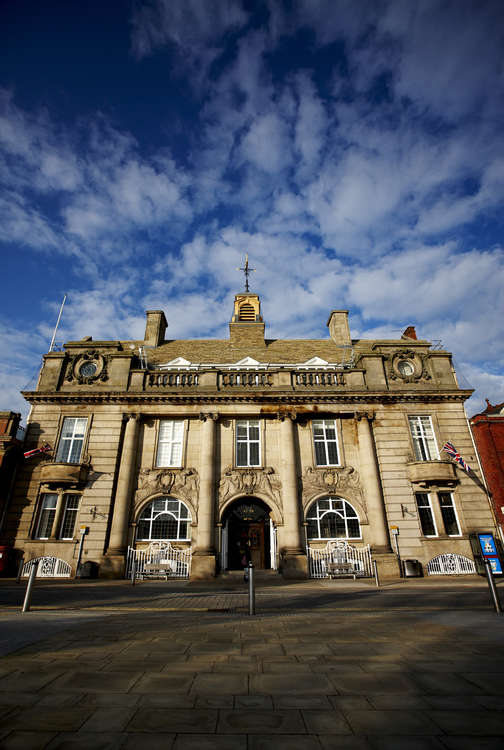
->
107 414 140 558
356 412 391 553
191 412 218 579
279 413 307 578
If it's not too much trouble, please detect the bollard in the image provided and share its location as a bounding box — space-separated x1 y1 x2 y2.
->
373 559 380 588
131 558 137 586
16 558 25 584
484 558 502 614
22 560 39 613
248 561 255 616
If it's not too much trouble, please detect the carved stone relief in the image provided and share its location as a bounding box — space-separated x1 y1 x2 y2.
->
136 467 199 506
219 466 282 505
301 465 365 507
386 349 431 383
65 350 109 385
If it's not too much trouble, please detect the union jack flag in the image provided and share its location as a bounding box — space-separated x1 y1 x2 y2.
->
442 441 470 472
23 444 52 459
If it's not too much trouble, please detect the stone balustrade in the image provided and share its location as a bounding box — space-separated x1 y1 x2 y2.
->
141 368 348 391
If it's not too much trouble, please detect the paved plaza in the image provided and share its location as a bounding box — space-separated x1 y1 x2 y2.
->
0 575 504 748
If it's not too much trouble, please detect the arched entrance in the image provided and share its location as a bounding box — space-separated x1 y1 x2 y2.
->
221 497 275 570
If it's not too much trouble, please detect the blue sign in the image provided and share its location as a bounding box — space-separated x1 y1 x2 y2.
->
478 533 498 556
478 533 502 574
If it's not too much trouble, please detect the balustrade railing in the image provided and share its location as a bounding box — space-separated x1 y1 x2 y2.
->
143 368 346 390
294 371 345 387
220 371 272 387
148 372 199 387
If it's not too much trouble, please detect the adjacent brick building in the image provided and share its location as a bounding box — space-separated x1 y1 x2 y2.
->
470 400 504 536
0 291 497 579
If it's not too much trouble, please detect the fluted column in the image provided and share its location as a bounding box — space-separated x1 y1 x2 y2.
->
356 412 391 552
108 414 140 555
195 412 218 554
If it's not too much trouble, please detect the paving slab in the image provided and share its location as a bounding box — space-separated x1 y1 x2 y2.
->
1 576 504 746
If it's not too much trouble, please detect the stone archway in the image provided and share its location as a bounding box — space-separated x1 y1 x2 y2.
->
221 497 274 570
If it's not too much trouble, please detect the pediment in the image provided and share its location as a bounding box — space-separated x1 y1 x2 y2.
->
302 356 329 366
234 356 260 366
159 357 192 368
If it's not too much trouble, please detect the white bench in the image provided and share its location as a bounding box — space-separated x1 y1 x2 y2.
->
140 560 178 579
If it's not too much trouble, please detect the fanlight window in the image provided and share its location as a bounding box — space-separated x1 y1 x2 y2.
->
137 497 191 541
306 497 361 540
239 303 255 321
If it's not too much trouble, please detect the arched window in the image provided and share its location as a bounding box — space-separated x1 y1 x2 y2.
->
306 497 361 540
137 497 191 541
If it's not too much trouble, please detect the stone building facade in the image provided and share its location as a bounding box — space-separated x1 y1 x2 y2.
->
0 292 497 579
470 400 504 537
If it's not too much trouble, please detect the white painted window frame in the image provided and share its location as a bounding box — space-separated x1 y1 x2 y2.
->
59 494 80 540
156 420 184 468
438 491 462 537
415 492 438 537
55 417 88 464
35 493 58 539
312 418 340 467
306 497 361 540
235 419 261 467
136 497 192 541
408 415 439 461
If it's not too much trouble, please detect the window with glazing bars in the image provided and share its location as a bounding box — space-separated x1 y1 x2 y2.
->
35 494 58 539
136 497 191 540
439 492 461 536
59 495 80 539
156 420 184 467
312 419 339 466
56 417 87 463
415 492 437 536
408 416 439 461
236 420 260 466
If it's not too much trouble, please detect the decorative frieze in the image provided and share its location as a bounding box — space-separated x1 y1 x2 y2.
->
219 466 281 505
136 467 199 505
301 465 362 496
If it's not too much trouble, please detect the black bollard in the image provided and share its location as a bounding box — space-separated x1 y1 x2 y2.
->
131 558 137 586
248 561 255 616
373 559 380 588
484 558 502 614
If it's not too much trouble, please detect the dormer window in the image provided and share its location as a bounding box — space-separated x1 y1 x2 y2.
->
239 303 255 321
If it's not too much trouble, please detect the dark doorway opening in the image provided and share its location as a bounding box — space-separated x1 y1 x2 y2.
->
224 497 271 570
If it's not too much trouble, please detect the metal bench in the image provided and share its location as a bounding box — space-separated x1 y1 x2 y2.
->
140 561 178 580
327 561 364 580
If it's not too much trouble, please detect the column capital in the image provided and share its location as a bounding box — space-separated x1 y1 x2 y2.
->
123 413 141 423
355 410 375 422
276 410 297 422
199 412 219 422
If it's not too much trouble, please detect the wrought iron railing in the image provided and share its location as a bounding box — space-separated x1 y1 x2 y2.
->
126 541 192 578
21 556 72 578
308 540 372 578
427 553 476 575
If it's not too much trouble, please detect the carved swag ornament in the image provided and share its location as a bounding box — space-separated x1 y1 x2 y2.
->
219 466 282 505
301 465 364 503
386 349 431 383
136 467 199 505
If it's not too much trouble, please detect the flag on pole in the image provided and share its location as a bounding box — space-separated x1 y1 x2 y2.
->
442 441 470 472
23 444 52 459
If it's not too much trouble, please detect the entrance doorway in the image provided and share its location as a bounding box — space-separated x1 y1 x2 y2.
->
222 498 275 570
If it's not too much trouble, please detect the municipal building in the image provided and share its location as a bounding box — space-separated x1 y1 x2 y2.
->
1 281 497 580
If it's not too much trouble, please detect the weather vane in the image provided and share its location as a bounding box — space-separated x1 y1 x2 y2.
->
237 254 256 292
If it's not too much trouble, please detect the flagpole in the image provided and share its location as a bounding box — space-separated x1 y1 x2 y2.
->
49 295 67 353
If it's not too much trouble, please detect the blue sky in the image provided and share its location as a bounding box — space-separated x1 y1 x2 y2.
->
1 0 503 422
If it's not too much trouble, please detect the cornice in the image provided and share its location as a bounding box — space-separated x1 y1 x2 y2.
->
21 389 473 406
